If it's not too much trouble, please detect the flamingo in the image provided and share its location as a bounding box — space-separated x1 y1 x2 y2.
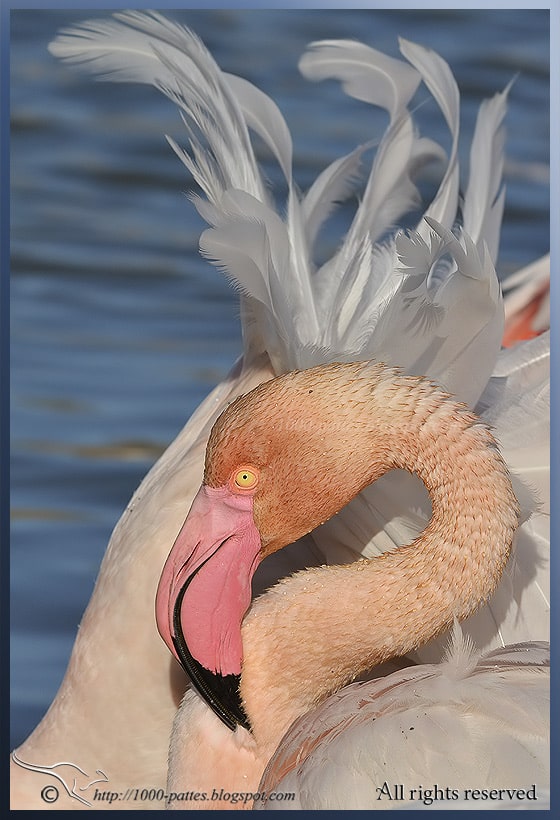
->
156 361 549 809
11 11 549 810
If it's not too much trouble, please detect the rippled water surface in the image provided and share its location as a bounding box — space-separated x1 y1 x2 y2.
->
10 9 549 747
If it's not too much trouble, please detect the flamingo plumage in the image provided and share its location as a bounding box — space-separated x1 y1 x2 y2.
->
157 360 548 809
11 12 549 810
256 628 549 810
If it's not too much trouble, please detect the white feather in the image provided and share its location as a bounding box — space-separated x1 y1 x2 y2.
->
301 140 371 254
223 73 293 183
50 11 270 206
298 38 421 117
399 38 461 240
462 84 512 262
256 638 549 810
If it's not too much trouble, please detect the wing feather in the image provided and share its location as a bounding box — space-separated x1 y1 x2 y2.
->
257 638 549 810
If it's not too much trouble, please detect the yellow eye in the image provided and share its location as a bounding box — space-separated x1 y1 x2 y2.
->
233 466 259 491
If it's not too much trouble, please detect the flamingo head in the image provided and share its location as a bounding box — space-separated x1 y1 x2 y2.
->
155 362 389 730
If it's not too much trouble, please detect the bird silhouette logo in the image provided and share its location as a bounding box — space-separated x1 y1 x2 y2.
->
11 750 108 807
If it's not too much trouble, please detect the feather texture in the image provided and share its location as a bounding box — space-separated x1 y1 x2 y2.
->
48 13 507 378
298 38 421 117
256 635 549 810
50 11 276 204
399 38 460 240
48 11 549 660
462 84 511 262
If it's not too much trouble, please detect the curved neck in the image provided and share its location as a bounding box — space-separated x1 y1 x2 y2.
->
240 372 519 753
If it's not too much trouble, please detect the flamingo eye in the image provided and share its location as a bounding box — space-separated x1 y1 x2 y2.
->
233 467 259 491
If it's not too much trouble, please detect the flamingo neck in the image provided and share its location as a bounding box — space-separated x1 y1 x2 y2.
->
240 371 519 754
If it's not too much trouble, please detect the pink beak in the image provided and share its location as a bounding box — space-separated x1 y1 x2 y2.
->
155 484 262 729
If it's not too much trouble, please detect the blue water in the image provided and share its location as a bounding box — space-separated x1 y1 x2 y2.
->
10 9 549 748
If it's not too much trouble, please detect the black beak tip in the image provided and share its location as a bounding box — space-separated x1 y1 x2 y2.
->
172 635 251 732
172 582 251 733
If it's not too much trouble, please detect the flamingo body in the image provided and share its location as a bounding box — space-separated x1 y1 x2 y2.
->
155 361 548 809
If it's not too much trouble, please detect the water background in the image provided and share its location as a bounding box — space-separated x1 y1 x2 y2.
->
10 8 550 747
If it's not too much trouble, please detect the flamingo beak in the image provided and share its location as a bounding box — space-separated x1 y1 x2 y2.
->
155 484 262 731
